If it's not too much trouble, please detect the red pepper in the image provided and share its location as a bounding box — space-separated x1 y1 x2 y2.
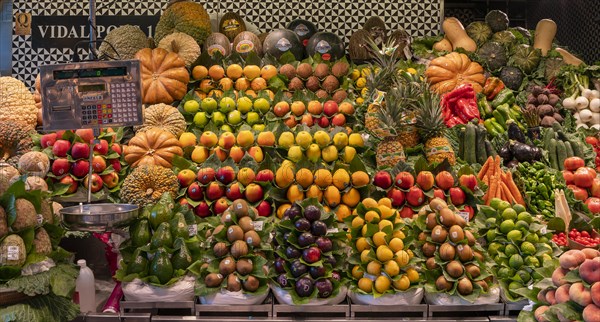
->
483 77 505 100
446 116 466 128
456 98 481 120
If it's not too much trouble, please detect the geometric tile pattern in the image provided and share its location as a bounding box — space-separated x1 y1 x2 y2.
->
12 0 442 89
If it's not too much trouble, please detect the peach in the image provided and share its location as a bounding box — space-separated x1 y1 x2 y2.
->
545 289 556 305
552 267 570 287
582 304 600 322
570 282 593 306
555 284 572 304
534 305 550 322
537 289 548 303
582 248 600 260
591 282 600 307
580 258 600 284
560 249 587 269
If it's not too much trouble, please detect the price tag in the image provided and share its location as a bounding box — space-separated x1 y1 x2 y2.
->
7 246 20 261
458 211 470 223
188 224 198 237
327 228 339 234
37 214 44 225
252 221 264 231
541 226 547 234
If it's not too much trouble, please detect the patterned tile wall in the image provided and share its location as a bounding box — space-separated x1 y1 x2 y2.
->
12 0 443 88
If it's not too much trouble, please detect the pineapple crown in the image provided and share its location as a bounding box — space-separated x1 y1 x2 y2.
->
364 37 403 99
375 75 426 136
415 84 446 141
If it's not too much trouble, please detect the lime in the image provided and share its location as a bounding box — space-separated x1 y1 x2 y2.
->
502 208 518 221
525 256 540 268
525 233 539 244
486 217 497 227
540 254 552 265
508 281 523 296
507 230 523 242
515 220 529 232
184 100 200 113
221 124 234 133
252 124 266 132
227 110 243 125
505 244 519 257
517 270 531 283
488 242 503 256
517 211 532 224
520 241 536 255
219 97 236 113
497 267 515 279
539 236 549 243
193 111 209 126
486 230 497 243
201 97 218 112
498 201 511 212
246 112 260 125
512 204 526 214
509 254 524 270
499 220 515 234
489 198 503 210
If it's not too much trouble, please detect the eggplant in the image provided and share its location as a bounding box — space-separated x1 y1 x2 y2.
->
507 121 527 143
527 126 541 141
509 140 543 163
498 142 513 161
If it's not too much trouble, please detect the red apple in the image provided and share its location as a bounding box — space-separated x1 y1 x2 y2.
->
93 139 109 155
463 205 475 220
226 182 243 201
206 182 225 200
83 173 103 193
449 187 466 206
194 201 211 217
406 186 425 206
591 178 600 198
213 197 229 215
218 132 236 150
229 146 244 163
256 200 272 217
433 188 445 200
197 168 216 185
70 142 90 159
399 207 414 219
373 171 393 189
323 100 339 117
459 174 478 191
435 171 455 191
72 160 90 178
568 185 588 201
52 140 71 157
395 172 414 190
51 158 71 176
187 182 204 201
59 175 78 194
255 169 275 182
177 169 196 187
110 159 122 172
216 166 236 184
387 189 406 207
331 114 346 127
55 130 69 139
101 172 119 189
91 155 107 173
248 146 263 162
110 143 122 155
40 133 58 148
273 102 291 117
416 171 434 191
244 183 264 203
317 117 330 128
585 197 600 214
75 129 95 143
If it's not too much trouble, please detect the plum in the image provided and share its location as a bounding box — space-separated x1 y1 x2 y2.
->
304 205 321 221
274 257 287 274
298 232 316 247
302 247 321 264
285 246 301 259
315 237 333 252
290 260 308 277
311 220 327 236
277 274 289 287
295 277 315 297
295 218 311 232
315 279 333 298
331 271 341 281
309 265 326 279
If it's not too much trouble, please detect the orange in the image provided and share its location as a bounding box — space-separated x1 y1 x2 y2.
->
226 64 243 80
235 78 250 91
250 77 267 91
260 65 278 80
219 78 234 91
243 65 261 80
208 65 225 80
192 65 208 80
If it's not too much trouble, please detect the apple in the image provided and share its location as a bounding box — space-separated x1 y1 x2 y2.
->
395 171 414 190
197 168 216 184
177 169 196 187
54 130 69 138
194 201 211 217
300 114 314 127
75 129 95 143
100 172 119 189
248 146 264 163
83 173 103 193
59 175 78 194
72 160 90 178
218 132 236 150
433 188 445 200
91 155 107 173
206 182 225 200
416 171 435 191
244 183 264 203
387 189 406 207
51 158 71 176
373 171 393 189
216 166 236 184
255 169 275 182
40 133 57 148
323 100 339 117
179 198 193 210
399 207 414 219
237 168 256 186
187 182 204 201
52 140 71 157
256 200 272 217
70 142 90 159
213 147 228 162
110 143 122 155
213 197 229 215
406 186 425 206
93 139 109 155
199 131 218 147
110 159 122 172
229 146 244 163
273 102 291 117
459 174 478 191
585 197 600 214
331 114 346 127
226 182 243 201
449 187 466 205
317 116 330 128
435 171 455 190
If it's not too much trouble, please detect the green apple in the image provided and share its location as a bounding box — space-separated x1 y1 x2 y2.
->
221 124 234 133
253 98 270 114
193 111 209 126
246 112 260 125
219 97 236 114
201 97 217 113
212 111 226 126
252 124 266 132
183 100 200 113
237 97 253 114
228 110 242 125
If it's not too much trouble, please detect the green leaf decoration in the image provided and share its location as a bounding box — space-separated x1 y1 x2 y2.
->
0 293 79 322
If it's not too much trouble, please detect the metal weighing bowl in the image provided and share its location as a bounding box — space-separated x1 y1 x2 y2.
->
60 203 139 232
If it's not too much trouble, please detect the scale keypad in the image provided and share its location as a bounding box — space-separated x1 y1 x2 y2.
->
80 82 140 125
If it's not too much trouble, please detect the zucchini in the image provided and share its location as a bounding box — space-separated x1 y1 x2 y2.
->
465 123 477 165
548 138 558 169
475 125 488 164
569 139 583 158
556 140 567 170
551 122 563 132
544 128 555 149
458 127 466 160
556 130 569 142
485 140 497 157
564 141 574 157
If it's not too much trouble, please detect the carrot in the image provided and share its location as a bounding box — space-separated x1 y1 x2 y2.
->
487 175 497 205
500 181 515 204
505 172 525 205
478 157 492 180
495 175 502 199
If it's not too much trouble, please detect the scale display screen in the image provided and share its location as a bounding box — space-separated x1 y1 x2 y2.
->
78 84 106 92
53 66 128 80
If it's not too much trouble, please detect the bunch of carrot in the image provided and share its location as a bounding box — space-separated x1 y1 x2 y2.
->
477 156 525 206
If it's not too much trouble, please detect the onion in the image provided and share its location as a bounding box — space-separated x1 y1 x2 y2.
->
591 90 600 99
562 97 576 110
574 112 581 123
589 98 600 112
575 96 589 110
576 123 589 130
591 124 600 130
591 112 600 126
579 109 593 122
581 88 594 100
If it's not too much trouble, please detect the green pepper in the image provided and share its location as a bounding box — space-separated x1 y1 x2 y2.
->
538 183 549 198
478 96 493 118
543 176 553 188
484 119 500 136
537 200 547 209
542 209 553 218
533 162 545 170
492 110 507 129
490 119 505 133
530 205 539 213
497 104 513 122
544 200 553 208
491 89 515 108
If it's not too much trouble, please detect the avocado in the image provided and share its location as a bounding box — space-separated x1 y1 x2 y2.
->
149 203 172 230
131 219 151 247
169 212 189 239
151 222 173 249
149 248 174 284
127 248 149 276
171 239 193 271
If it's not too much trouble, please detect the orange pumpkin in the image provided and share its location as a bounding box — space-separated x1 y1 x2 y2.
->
124 128 183 168
425 52 485 94
135 48 190 105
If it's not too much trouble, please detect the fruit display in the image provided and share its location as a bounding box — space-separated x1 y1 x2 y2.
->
514 161 568 218
561 157 600 213
517 248 600 322
475 199 556 302
275 128 364 164
415 198 496 303
346 198 422 303
276 60 350 101
271 200 346 304
275 100 356 130
197 200 272 303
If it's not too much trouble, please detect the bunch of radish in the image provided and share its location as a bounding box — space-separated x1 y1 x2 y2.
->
562 85 600 130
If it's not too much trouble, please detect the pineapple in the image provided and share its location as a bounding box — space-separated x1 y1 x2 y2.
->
415 86 456 165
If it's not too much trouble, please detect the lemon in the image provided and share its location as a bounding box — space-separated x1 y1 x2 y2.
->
376 245 394 262
366 261 382 275
508 254 524 270
378 219 393 231
393 274 410 291
388 238 404 252
499 220 515 234
356 237 370 252
351 216 365 229
365 210 380 223
360 250 371 263
352 265 364 279
507 230 523 242
373 231 388 247
406 268 419 283
501 208 518 221
358 277 373 292
384 260 400 277
374 275 391 293
395 250 410 267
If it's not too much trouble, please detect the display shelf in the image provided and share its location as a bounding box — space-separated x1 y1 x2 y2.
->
272 301 350 318
428 303 505 318
490 315 519 322
120 301 196 316
195 296 273 317
73 312 151 322
504 300 528 316
349 302 428 318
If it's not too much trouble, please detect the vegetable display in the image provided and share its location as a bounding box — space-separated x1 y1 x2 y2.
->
441 84 481 127
515 162 568 218
478 156 525 206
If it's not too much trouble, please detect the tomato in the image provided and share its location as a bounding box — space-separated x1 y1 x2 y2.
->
591 178 600 198
564 157 585 171
562 170 575 185
585 136 599 146
568 185 589 201
584 197 600 214
581 231 590 238
573 167 596 188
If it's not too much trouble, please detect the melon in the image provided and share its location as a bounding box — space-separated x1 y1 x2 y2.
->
287 19 318 47
263 29 303 60
232 31 263 57
306 32 345 61
349 29 374 62
219 11 246 42
204 33 231 57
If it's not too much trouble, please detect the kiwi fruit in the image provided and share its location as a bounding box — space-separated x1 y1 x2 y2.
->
465 230 476 246
232 200 249 217
475 280 489 292
439 243 456 261
331 61 349 78
473 251 484 262
435 275 453 291
431 225 448 243
305 76 320 91
227 274 242 292
426 213 438 230
418 231 427 242
439 208 456 227
457 278 473 295
426 257 439 270
227 225 244 242
429 198 448 211
288 77 305 91
315 89 328 99
457 244 474 262
422 242 437 257
221 210 235 224
321 75 339 93
313 63 329 78
296 63 313 79
445 260 464 278
213 242 230 257
236 258 253 275
465 264 480 278
205 273 224 287
279 64 296 79
243 275 260 292
219 256 236 275
244 230 261 247
231 240 249 259
238 216 254 232
449 225 465 243
201 263 210 270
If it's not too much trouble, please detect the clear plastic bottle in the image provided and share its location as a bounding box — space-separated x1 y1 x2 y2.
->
75 259 96 313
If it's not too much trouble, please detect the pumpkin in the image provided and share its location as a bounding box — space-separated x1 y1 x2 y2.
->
135 47 190 105
157 32 201 68
0 77 38 130
499 66 524 90
466 21 492 45
425 52 485 94
124 128 183 168
119 164 179 207
18 151 50 176
485 10 509 33
477 42 507 71
136 103 187 137
511 44 541 74
491 31 516 48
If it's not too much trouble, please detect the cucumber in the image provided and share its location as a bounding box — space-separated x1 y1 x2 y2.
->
548 139 558 169
544 128 555 149
551 122 563 132
569 139 583 158
465 123 477 165
475 125 488 164
485 141 497 157
564 141 574 157
556 130 569 142
458 127 466 161
556 140 567 171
